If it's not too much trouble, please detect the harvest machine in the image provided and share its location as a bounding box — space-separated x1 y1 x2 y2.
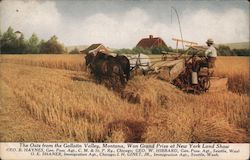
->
130 46 228 94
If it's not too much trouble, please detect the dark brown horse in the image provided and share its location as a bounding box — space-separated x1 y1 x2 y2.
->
115 55 130 81
85 53 95 73
85 52 126 90
85 52 130 81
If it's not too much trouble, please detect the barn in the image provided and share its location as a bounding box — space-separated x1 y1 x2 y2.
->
136 35 168 49
80 44 110 55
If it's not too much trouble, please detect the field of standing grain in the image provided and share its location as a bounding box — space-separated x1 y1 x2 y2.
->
0 54 249 142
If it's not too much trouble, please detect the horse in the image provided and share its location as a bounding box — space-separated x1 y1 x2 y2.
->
85 52 126 90
115 55 130 81
85 53 95 73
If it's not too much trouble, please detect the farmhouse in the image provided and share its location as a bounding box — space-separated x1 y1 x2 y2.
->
136 35 168 49
80 43 110 54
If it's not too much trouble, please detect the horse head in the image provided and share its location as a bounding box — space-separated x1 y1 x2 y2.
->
85 53 95 66
85 53 95 73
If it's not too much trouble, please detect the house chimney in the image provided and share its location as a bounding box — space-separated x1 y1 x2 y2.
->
149 35 153 39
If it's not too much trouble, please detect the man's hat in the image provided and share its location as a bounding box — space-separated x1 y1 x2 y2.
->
206 38 214 44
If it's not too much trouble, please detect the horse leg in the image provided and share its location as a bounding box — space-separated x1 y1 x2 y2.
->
126 70 130 81
127 64 130 80
120 69 126 86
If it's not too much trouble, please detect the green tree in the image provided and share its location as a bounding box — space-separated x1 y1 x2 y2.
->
232 49 250 56
0 26 68 54
151 47 162 54
0 29 2 53
69 48 80 54
26 33 40 53
132 47 151 54
16 33 27 54
218 45 235 56
151 46 172 54
0 27 27 54
40 35 65 54
0 29 2 41
114 48 134 55
0 27 16 53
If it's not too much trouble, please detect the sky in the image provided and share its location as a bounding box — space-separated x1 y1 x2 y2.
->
0 0 249 49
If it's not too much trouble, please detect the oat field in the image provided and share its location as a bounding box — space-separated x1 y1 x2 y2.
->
0 54 249 142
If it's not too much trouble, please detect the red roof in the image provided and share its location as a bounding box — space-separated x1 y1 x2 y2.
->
136 35 167 48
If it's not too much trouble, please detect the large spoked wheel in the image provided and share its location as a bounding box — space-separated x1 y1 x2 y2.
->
199 76 210 92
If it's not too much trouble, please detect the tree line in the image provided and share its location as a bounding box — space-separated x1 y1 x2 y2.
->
1 27 249 56
115 46 173 55
115 45 250 56
217 45 250 56
0 27 67 54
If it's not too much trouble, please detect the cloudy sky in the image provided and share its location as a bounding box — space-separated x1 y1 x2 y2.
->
0 0 249 48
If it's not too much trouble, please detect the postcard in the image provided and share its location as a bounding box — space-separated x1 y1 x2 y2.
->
0 0 249 159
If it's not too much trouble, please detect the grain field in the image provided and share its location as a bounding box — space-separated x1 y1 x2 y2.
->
0 55 249 142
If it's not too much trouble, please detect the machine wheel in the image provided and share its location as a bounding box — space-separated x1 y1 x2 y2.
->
199 76 210 92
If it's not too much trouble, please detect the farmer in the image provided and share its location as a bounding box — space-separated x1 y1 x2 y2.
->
205 38 217 68
192 38 217 72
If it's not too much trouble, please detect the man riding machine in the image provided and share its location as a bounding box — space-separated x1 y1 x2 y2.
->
191 39 217 92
